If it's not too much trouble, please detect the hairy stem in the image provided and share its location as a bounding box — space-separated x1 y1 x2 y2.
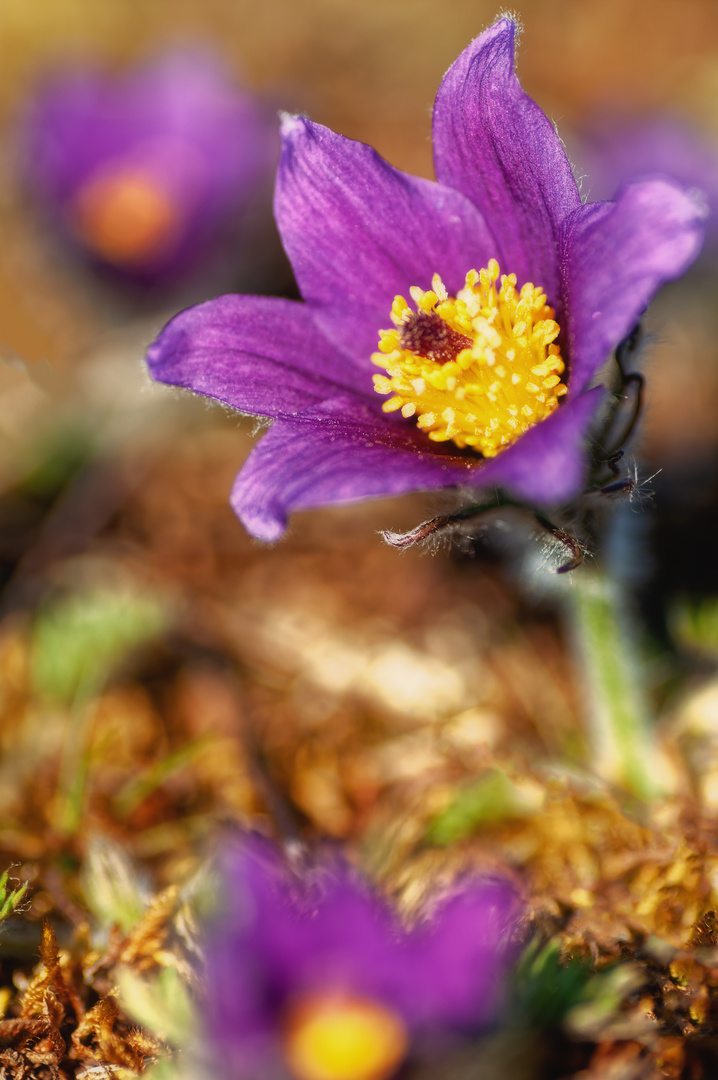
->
568 568 661 800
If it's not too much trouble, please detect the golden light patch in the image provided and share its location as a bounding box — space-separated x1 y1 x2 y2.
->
283 993 408 1080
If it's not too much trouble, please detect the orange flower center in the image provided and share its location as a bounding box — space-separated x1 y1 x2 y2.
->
283 993 408 1080
72 166 182 266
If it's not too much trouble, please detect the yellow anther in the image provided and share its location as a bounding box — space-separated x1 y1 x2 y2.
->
431 273 448 302
378 332 399 354
371 263 567 457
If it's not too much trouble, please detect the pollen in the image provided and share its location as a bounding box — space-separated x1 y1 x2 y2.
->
283 993 408 1080
372 261 567 457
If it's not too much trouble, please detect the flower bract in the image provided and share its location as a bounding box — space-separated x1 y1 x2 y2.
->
147 18 705 539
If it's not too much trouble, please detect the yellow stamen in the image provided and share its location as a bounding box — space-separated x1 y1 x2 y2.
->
72 167 181 266
372 260 567 457
283 993 408 1080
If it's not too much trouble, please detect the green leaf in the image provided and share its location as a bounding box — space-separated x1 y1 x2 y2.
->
512 938 643 1034
513 939 593 1027
564 963 644 1038
0 869 29 927
426 767 533 845
32 586 168 704
671 596 718 658
114 736 215 818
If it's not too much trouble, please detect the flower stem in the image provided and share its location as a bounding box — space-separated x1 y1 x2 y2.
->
568 568 661 800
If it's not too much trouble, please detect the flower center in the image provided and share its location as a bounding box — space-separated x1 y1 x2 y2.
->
372 260 567 457
283 993 408 1080
72 167 181 266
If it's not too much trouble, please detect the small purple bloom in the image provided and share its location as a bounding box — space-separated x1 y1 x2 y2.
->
203 841 518 1080
21 49 276 284
147 18 705 541
575 115 718 249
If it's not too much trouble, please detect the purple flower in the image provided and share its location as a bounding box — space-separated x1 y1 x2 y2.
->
575 115 718 250
147 18 704 541
21 49 276 284
203 841 518 1080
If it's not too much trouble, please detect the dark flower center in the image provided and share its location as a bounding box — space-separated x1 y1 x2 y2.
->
399 309 473 365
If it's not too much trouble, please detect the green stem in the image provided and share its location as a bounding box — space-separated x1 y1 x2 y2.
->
568 568 661 800
56 676 100 837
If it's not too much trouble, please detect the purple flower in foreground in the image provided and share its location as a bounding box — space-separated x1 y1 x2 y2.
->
204 842 518 1080
21 49 276 284
147 18 705 541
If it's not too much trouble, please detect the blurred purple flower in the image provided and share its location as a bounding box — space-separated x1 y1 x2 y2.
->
203 841 519 1080
21 49 277 284
575 115 718 249
147 18 704 541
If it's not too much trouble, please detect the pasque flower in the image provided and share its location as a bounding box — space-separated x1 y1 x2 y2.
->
22 49 276 284
147 18 705 540
576 114 718 251
203 842 518 1080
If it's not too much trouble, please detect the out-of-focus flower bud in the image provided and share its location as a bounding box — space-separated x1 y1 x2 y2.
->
20 48 278 290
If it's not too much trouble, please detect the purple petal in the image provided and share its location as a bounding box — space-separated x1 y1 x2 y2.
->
274 115 496 363
432 17 580 303
146 295 368 417
398 882 518 1028
564 179 706 394
231 398 475 541
231 388 605 541
470 388 606 505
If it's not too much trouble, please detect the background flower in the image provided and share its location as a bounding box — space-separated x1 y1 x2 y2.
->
573 115 718 252
20 48 278 288
203 840 519 1080
147 18 705 541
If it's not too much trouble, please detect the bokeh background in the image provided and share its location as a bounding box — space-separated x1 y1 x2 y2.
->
1 0 718 869
0 0 717 845
2 4 718 1074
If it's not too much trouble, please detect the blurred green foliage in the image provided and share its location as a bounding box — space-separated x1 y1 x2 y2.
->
31 586 168 704
514 940 594 1028
426 767 532 845
19 424 95 501
514 938 643 1035
114 736 214 818
82 834 152 935
0 868 29 928
117 965 195 1048
671 596 718 659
